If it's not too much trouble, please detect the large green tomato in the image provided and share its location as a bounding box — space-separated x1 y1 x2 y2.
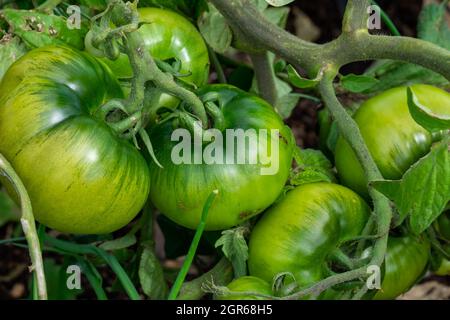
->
373 236 430 300
248 182 370 290
432 211 450 276
100 7 209 106
335 85 450 198
216 276 272 300
148 84 294 230
0 45 150 234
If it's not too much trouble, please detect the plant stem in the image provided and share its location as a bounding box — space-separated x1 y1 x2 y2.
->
168 190 219 300
0 153 47 300
250 51 278 105
208 45 227 84
342 0 370 33
209 0 321 75
210 0 450 81
177 257 233 300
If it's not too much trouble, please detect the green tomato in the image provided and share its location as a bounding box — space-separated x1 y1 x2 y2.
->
434 254 450 276
431 211 450 276
435 211 450 240
335 85 450 198
248 182 370 291
0 45 150 234
100 7 209 107
148 84 294 230
373 236 430 300
215 276 272 300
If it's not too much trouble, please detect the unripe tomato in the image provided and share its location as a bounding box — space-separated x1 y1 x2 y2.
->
215 276 272 300
100 7 209 107
335 85 450 198
148 84 294 230
0 45 150 234
374 236 430 300
248 182 370 290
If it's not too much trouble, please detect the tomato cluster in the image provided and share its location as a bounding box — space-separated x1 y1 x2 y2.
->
0 5 448 301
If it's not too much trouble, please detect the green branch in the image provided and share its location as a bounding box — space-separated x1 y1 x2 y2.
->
0 154 47 300
342 0 370 33
250 51 278 105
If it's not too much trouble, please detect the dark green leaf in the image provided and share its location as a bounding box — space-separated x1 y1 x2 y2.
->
41 258 83 300
290 148 336 186
418 3 450 50
372 139 450 234
264 7 289 28
215 226 249 278
197 4 232 54
2 9 88 49
275 93 301 119
98 233 137 251
139 242 168 300
407 87 450 132
341 74 379 93
287 64 320 89
265 0 295 6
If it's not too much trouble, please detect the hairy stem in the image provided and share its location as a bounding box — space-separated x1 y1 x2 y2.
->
342 0 370 33
177 257 233 300
0 154 47 300
209 0 321 74
250 51 278 105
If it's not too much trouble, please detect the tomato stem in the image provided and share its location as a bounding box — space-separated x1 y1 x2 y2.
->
176 257 233 300
250 51 278 106
0 153 47 300
167 190 219 300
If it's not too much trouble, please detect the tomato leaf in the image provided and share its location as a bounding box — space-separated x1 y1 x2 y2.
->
417 3 450 50
340 74 379 93
198 4 232 54
263 7 289 28
289 148 336 186
265 0 295 7
215 226 249 278
40 258 83 300
1 9 88 49
98 233 137 251
275 93 301 119
407 87 450 133
372 138 450 234
139 242 168 300
287 64 321 89
0 36 27 82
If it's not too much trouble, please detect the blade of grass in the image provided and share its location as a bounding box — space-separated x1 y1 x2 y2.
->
168 190 219 300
